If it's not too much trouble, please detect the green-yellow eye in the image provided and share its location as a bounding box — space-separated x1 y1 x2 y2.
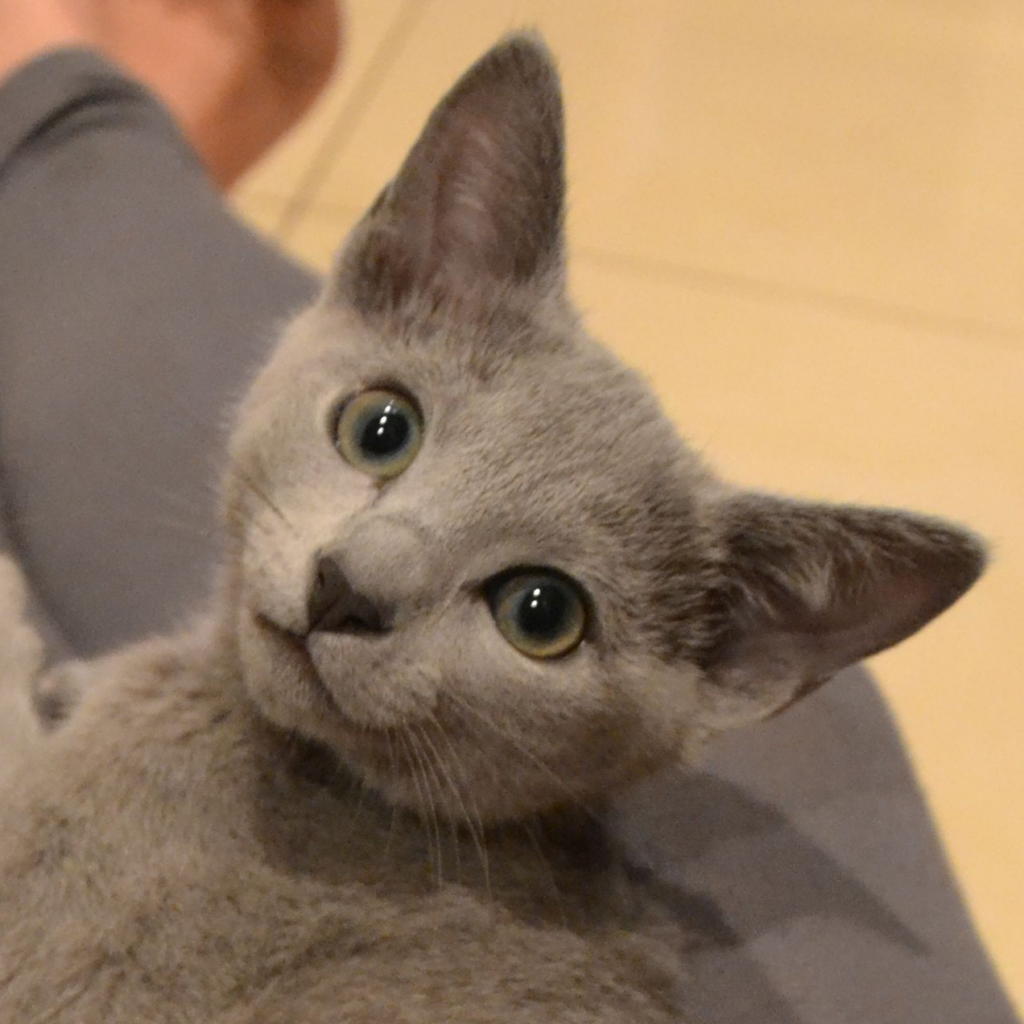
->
489 571 587 659
333 389 424 479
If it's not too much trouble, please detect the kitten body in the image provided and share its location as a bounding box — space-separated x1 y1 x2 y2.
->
0 625 682 1022
0 35 983 1022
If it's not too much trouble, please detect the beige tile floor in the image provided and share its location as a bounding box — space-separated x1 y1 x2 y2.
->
234 0 1024 1010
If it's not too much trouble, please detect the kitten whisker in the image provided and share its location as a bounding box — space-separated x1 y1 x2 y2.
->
102 383 301 541
382 732 400 860
229 467 299 539
421 715 492 899
443 692 597 820
412 730 447 889
522 816 569 929
397 730 443 886
411 723 463 883
338 767 370 851
438 698 556 828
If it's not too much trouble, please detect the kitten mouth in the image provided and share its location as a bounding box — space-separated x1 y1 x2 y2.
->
253 613 347 706
252 616 480 815
262 617 318 668
252 613 408 736
252 613 437 787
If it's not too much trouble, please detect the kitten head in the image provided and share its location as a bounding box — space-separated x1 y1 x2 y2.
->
223 35 984 824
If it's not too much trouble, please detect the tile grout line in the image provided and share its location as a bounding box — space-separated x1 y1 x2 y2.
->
571 247 1024 355
275 0 432 243
263 181 1024 354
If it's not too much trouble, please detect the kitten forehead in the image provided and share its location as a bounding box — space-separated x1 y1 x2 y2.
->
291 291 713 526
450 345 703 504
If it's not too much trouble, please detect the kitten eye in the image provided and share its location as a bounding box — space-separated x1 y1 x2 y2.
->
489 571 587 659
333 389 424 480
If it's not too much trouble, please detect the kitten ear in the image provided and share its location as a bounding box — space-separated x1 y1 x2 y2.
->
336 33 566 311
699 495 986 730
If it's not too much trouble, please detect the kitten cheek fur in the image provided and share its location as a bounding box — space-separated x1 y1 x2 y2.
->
215 33 984 825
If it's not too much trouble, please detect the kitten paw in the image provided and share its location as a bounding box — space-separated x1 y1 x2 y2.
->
0 555 43 685
0 555 45 775
33 659 91 728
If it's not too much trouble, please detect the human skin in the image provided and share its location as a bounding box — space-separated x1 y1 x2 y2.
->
0 0 343 186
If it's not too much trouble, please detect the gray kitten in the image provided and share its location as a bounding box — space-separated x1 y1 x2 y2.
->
0 35 984 1023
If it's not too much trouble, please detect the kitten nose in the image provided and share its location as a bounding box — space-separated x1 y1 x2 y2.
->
307 554 393 636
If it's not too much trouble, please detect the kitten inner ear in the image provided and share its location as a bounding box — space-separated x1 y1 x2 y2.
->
699 495 986 731
338 33 566 312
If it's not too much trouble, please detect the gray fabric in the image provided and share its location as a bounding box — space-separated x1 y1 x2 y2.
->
0 50 316 654
0 50 1017 1024
619 675 1018 1023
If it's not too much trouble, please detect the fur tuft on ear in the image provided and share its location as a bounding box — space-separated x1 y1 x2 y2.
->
699 494 986 731
335 33 566 313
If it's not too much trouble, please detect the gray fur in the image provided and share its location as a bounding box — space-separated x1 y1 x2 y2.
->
0 34 984 1022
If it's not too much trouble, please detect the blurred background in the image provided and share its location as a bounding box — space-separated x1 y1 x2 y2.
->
232 0 1023 1010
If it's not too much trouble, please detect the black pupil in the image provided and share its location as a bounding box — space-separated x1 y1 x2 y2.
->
517 583 569 639
360 403 409 458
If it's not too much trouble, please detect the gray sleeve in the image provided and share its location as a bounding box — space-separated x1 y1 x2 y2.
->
0 49 318 655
